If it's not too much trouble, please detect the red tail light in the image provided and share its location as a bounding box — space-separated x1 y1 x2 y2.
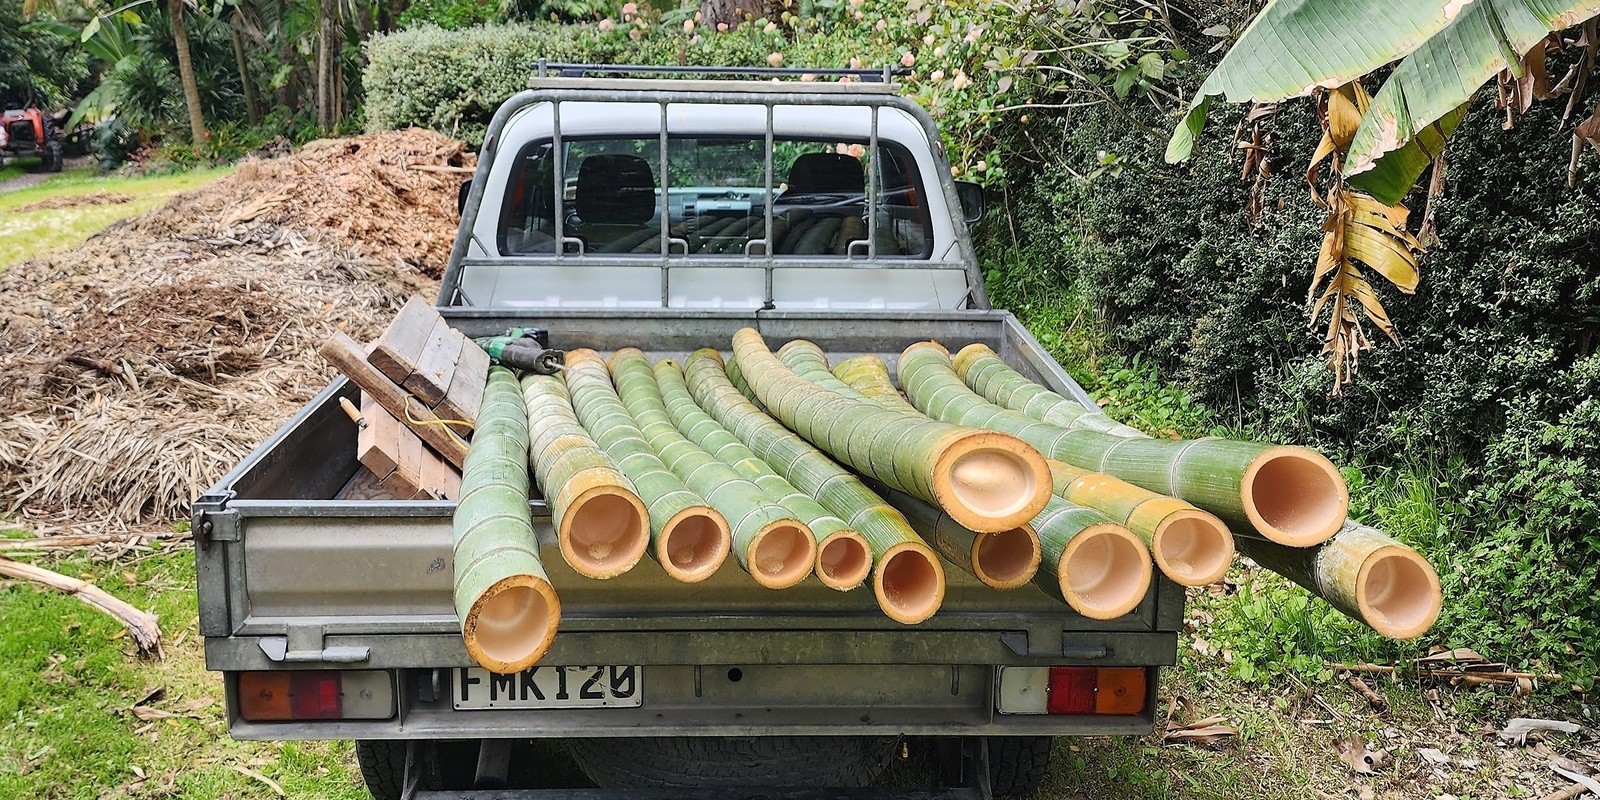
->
237 670 395 722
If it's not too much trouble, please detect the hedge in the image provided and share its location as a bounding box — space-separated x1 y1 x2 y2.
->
364 22 899 146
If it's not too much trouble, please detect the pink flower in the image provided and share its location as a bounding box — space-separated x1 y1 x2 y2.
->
683 18 694 32
763 21 777 32
900 52 915 67
621 2 636 13
875 18 886 30
767 52 784 66
597 18 614 30
717 21 728 31
849 57 863 68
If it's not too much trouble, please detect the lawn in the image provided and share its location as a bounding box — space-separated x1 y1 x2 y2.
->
0 166 231 270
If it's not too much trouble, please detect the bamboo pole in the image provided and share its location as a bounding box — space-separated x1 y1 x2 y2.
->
683 349 945 623
898 342 1348 547
827 351 1232 587
1029 496 1154 620
453 366 560 673
954 343 1145 437
654 358 871 591
731 328 1052 533
1047 460 1234 587
520 374 649 580
881 489 1041 589
608 348 816 589
1239 520 1442 640
563 349 731 583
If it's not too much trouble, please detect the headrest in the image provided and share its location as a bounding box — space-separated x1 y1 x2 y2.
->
576 154 657 225
785 152 866 195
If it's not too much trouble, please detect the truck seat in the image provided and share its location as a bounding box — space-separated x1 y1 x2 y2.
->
574 154 657 249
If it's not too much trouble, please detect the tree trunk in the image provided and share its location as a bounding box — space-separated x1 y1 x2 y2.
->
699 0 763 30
316 0 340 130
228 9 262 126
167 0 207 145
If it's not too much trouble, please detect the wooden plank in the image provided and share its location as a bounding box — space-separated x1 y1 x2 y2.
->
376 423 426 499
320 330 470 467
419 452 462 500
356 393 399 480
401 317 464 407
436 334 489 425
367 296 438 386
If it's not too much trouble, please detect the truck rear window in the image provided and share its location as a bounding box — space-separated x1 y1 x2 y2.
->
497 136 931 258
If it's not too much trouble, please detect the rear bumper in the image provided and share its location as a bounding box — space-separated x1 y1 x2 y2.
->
220 661 1164 740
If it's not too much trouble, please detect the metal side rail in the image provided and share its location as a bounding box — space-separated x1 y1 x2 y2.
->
401 738 993 800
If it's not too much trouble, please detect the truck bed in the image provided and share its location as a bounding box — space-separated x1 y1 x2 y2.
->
196 309 1180 740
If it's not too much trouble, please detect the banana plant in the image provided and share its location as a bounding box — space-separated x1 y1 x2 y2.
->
1166 0 1600 388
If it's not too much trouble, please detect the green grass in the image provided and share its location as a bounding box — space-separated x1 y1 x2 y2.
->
0 548 367 799
0 166 231 270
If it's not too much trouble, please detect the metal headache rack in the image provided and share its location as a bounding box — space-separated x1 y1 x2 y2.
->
443 62 985 310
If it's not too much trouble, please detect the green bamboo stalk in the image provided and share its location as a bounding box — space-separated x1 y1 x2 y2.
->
832 353 1233 587
654 359 870 591
879 488 1040 590
683 349 945 623
563 349 731 583
953 343 1145 437
777 340 871 400
732 328 1052 534
608 348 816 589
520 373 650 579
1237 520 1442 640
453 366 560 674
1029 496 1153 620
1047 460 1234 587
897 341 1348 547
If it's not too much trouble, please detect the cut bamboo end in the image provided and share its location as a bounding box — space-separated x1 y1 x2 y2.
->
932 431 1052 532
816 529 873 591
463 574 561 674
657 505 732 583
558 483 650 580
1151 510 1235 587
971 525 1042 589
1056 523 1153 620
875 541 946 624
747 521 817 589
1357 545 1443 640
1241 446 1349 546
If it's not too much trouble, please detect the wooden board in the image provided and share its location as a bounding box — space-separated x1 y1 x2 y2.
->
436 336 490 425
355 393 400 480
419 451 462 500
402 317 466 407
321 331 470 467
367 296 437 386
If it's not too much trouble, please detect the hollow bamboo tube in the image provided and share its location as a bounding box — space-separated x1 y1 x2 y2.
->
732 328 1052 533
954 343 1146 437
1030 496 1154 619
563 350 731 583
881 489 1040 589
1046 460 1234 587
654 359 871 591
453 366 560 673
897 342 1348 547
683 349 945 623
520 374 650 579
828 352 1232 588
1238 520 1442 640
608 348 816 589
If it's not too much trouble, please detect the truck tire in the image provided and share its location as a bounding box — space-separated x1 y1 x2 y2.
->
44 141 63 172
354 740 446 800
568 736 898 788
988 736 1053 797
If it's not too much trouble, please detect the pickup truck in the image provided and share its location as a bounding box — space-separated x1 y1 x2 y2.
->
196 64 1184 800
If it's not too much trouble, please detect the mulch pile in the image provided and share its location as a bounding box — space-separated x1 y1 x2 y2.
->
0 129 472 529
14 190 135 212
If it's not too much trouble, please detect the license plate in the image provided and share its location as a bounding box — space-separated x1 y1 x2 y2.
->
452 666 643 710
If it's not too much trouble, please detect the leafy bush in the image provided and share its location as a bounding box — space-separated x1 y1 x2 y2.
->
0 0 90 111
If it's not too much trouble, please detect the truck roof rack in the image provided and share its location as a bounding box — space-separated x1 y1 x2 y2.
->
534 61 909 83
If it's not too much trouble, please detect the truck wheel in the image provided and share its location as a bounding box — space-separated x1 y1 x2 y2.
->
354 740 446 800
988 736 1053 797
44 141 63 172
568 736 898 788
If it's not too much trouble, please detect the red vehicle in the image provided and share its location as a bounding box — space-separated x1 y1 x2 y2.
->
1 77 65 172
